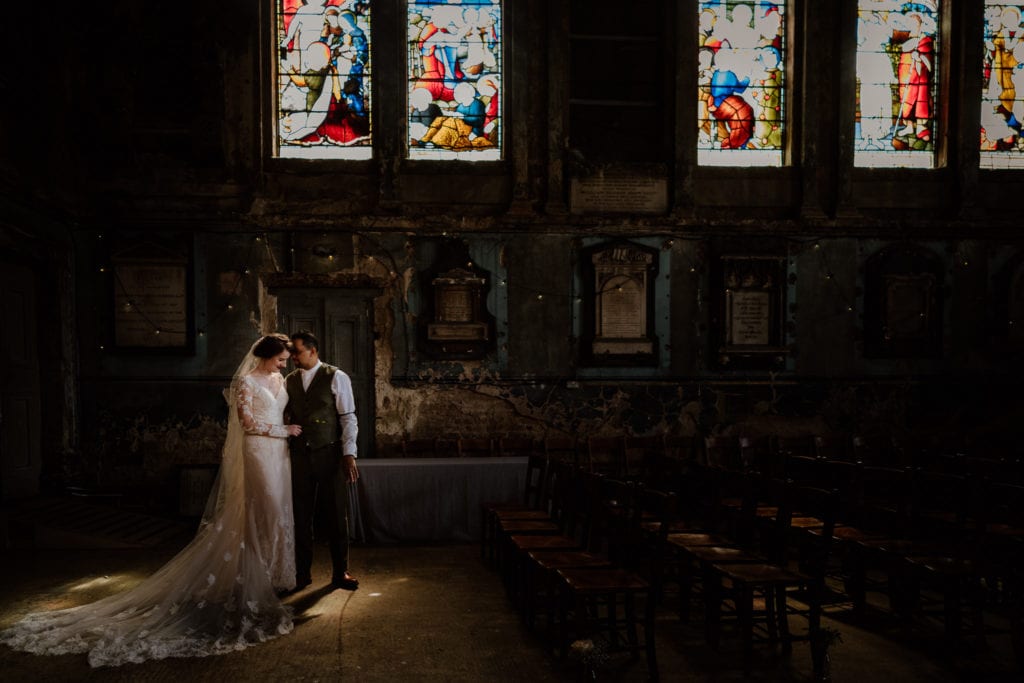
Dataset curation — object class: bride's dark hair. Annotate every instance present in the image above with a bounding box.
[252,333,292,359]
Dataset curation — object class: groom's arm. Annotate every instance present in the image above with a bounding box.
[332,370,359,483]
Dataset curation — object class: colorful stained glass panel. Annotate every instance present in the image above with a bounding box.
[408,1,502,161]
[697,1,786,167]
[854,1,940,169]
[981,2,1024,169]
[276,1,372,159]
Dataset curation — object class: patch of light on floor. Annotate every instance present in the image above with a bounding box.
[368,592,382,597]
[68,573,140,592]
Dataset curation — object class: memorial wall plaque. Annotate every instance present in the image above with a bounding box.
[570,175,668,215]
[727,290,771,345]
[716,254,787,367]
[426,267,490,356]
[113,257,190,349]
[883,274,933,340]
[589,245,655,358]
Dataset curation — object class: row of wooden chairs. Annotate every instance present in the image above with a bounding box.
[481,457,674,679]
[484,451,1024,677]
[686,455,1024,659]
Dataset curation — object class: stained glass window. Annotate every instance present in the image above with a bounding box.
[981,2,1024,169]
[275,1,372,160]
[854,1,940,169]
[408,1,502,160]
[697,1,786,167]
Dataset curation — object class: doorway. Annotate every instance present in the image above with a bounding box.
[1,261,42,500]
[271,287,377,458]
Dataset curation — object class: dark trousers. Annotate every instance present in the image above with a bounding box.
[291,443,350,582]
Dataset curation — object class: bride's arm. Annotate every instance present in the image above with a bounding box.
[237,378,291,438]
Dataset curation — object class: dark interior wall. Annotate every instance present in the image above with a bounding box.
[0,2,1022,498]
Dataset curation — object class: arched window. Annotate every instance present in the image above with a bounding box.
[854,0,940,168]
[980,2,1024,169]
[275,1,373,159]
[697,1,787,167]
[408,1,503,160]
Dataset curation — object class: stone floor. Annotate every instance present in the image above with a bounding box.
[1,534,1020,682]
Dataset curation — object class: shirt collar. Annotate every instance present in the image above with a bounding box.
[300,360,323,375]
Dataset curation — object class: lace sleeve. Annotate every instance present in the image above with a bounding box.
[237,378,290,438]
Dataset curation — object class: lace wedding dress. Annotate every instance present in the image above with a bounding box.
[0,353,297,667]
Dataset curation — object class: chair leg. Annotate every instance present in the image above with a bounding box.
[618,593,634,659]
[738,584,754,673]
[777,586,792,656]
[644,590,660,682]
[705,569,723,649]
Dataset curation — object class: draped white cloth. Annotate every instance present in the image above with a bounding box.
[0,345,297,667]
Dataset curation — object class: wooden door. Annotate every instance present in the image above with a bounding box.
[1,262,42,500]
[274,288,376,458]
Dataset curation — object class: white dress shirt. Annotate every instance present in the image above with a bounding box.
[299,360,359,457]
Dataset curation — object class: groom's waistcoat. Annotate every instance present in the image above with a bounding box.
[286,364,340,451]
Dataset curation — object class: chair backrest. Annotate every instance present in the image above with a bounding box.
[813,434,851,462]
[586,435,627,477]
[544,436,580,465]
[663,434,698,462]
[401,437,437,458]
[457,437,495,457]
[705,435,742,471]
[739,435,778,477]
[773,434,816,460]
[522,452,549,508]
[857,465,912,535]
[624,434,667,482]
[782,484,838,572]
[498,437,540,458]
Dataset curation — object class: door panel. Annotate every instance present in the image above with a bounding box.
[1,262,41,500]
[275,288,376,458]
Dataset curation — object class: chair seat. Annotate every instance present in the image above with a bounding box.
[511,534,579,551]
[500,520,560,533]
[813,525,879,541]
[668,532,731,548]
[715,561,810,584]
[690,546,763,563]
[558,567,650,592]
[494,509,551,520]
[903,554,974,575]
[529,550,612,569]
[789,516,825,529]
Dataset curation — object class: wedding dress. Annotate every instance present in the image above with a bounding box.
[0,346,297,667]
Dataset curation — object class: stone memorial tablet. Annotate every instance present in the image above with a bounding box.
[570,175,668,214]
[114,261,189,348]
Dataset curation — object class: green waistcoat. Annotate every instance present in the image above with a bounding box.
[286,364,340,451]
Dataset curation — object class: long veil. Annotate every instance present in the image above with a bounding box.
[200,343,261,528]
[0,340,293,667]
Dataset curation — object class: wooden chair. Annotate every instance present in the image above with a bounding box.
[401,437,437,458]
[813,434,851,463]
[704,484,839,679]
[585,435,627,477]
[457,437,495,457]
[543,436,580,466]
[705,435,742,471]
[480,451,549,564]
[740,435,778,478]
[497,436,540,458]
[624,434,668,483]
[555,485,676,681]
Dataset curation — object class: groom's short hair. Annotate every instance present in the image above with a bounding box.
[291,329,319,352]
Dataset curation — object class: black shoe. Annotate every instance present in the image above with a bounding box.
[331,573,359,591]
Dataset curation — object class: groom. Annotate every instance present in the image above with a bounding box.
[286,329,360,591]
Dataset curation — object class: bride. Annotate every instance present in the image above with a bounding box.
[0,334,302,667]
